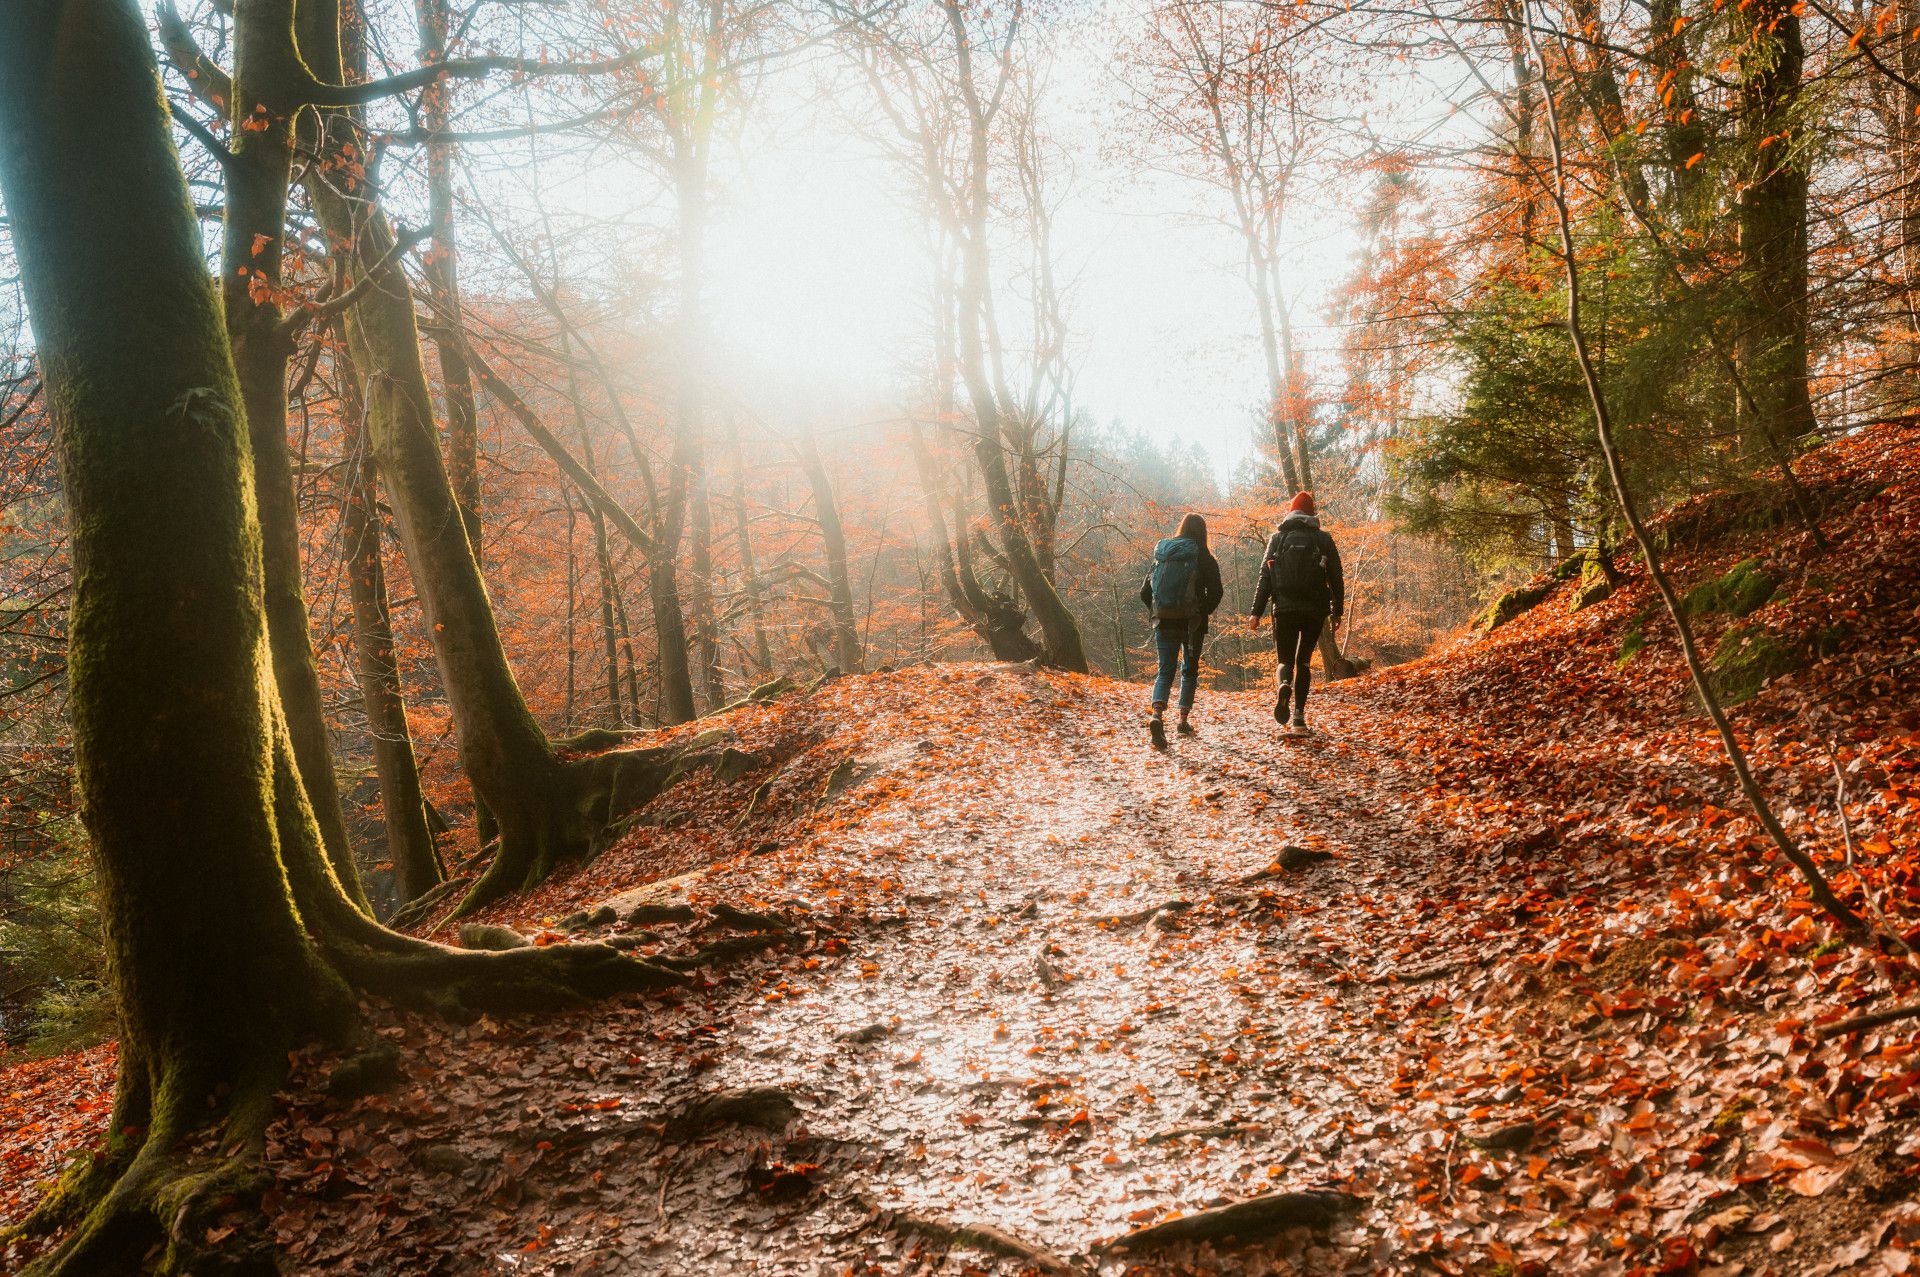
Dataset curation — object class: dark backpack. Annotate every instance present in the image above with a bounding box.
[1149,537,1202,620]
[1267,528,1325,599]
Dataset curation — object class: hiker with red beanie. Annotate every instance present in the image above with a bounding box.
[1249,492,1345,733]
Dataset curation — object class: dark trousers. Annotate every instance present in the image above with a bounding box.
[1272,611,1325,719]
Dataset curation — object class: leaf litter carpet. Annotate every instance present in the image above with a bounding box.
[7,427,1920,1275]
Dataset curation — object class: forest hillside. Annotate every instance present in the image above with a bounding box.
[4,423,1916,1275]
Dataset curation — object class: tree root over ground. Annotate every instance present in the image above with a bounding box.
[851,1192,1083,1274]
[456,739,735,916]
[9,744,692,1277]
[1097,1189,1364,1253]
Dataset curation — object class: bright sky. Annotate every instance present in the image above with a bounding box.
[699,6,1372,481]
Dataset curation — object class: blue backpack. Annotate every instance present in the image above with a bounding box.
[1149,538,1202,620]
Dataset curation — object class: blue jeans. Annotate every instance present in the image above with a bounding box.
[1151,625,1204,712]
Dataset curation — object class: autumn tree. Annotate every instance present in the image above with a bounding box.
[158,0,714,911]
[0,5,678,1270]
[839,0,1089,672]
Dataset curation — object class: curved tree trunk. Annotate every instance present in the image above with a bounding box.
[908,422,1041,661]
[299,1,648,912]
[213,0,368,905]
[798,438,865,673]
[0,9,686,1271]
[339,350,443,907]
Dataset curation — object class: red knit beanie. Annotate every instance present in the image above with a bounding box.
[1289,491,1317,516]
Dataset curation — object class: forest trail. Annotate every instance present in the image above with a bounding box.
[8,425,1920,1275]
[424,665,1450,1275]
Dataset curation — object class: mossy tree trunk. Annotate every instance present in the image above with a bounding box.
[0,7,684,1269]
[302,2,688,911]
[339,348,443,906]
[0,6,356,1266]
[1735,0,1818,463]
[163,0,370,905]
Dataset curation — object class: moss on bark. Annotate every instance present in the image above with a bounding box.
[0,8,685,1270]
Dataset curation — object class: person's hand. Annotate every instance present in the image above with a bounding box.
[1247,615,1262,632]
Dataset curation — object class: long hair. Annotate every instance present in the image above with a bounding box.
[1175,512,1208,551]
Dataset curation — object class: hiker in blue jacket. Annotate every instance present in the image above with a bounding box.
[1140,513,1224,748]
[1249,492,1345,733]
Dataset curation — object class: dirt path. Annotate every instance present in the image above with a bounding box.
[232,666,1496,1276]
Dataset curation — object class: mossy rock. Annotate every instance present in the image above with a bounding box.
[1707,623,1798,705]
[747,675,798,704]
[1570,566,1613,613]
[1680,558,1776,620]
[1616,621,1647,667]
[326,1044,403,1099]
[1814,622,1852,658]
[713,747,768,784]
[1480,581,1554,632]
[1551,551,1590,582]
[458,923,530,951]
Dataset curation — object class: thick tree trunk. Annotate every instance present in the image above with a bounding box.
[1648,0,1707,219]
[688,459,727,706]
[642,152,711,727]
[340,357,443,906]
[219,0,367,905]
[300,4,636,912]
[798,439,865,673]
[1897,0,1920,364]
[0,10,685,1269]
[1736,0,1818,462]
[0,10,356,1266]
[941,0,1087,672]
[908,423,1041,661]
[725,415,776,675]
[587,504,626,725]
[955,281,1085,669]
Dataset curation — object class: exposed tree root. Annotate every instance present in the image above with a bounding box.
[384,874,471,931]
[711,901,795,931]
[21,732,712,1274]
[671,1086,801,1135]
[1083,899,1191,928]
[1816,1000,1920,1039]
[1098,1189,1363,1252]
[1466,1120,1537,1151]
[1240,846,1336,882]
[455,743,703,916]
[852,1191,1082,1274]
[1144,1119,1262,1145]
[16,1039,327,1277]
[656,931,799,971]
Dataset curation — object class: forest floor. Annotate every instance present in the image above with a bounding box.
[5,425,1920,1276]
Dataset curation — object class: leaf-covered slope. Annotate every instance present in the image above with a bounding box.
[4,426,1919,1275]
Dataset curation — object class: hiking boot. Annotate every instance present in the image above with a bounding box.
[1149,718,1168,750]
[1176,719,1197,737]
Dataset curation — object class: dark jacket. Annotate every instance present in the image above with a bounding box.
[1250,514,1345,620]
[1140,541,1224,635]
